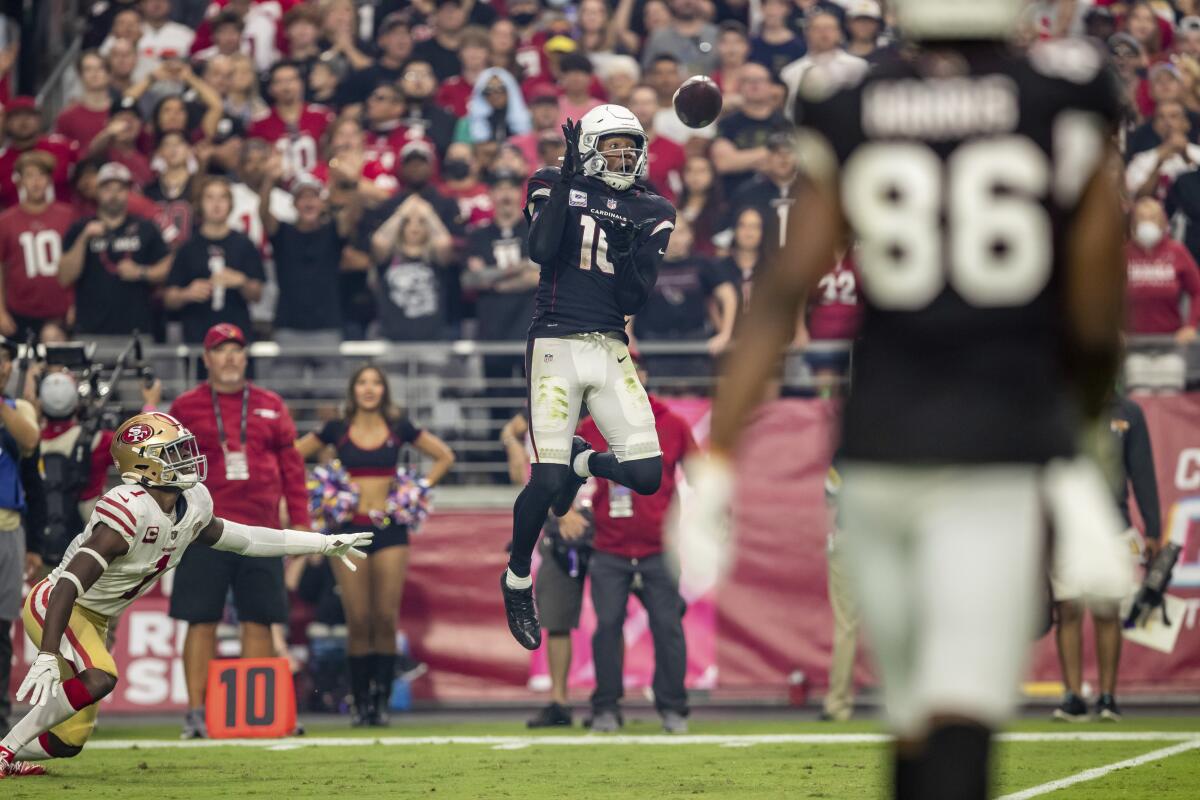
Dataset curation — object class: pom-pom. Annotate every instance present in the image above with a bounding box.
[369,469,434,531]
[307,460,360,533]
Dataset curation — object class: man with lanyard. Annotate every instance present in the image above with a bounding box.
[166,324,310,739]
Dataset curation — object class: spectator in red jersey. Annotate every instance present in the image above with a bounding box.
[802,247,863,398]
[249,61,336,181]
[361,82,409,176]
[677,155,727,258]
[398,58,457,159]
[1125,197,1200,392]
[168,322,311,739]
[457,68,532,145]
[143,131,199,250]
[413,0,469,82]
[60,162,172,345]
[581,354,695,734]
[105,38,140,96]
[628,84,686,203]
[335,13,413,111]
[508,0,549,79]
[0,97,80,208]
[556,53,604,126]
[55,51,116,152]
[315,115,399,208]
[165,176,265,344]
[435,27,491,118]
[0,152,78,339]
[88,96,155,186]
[189,10,246,70]
[440,142,494,228]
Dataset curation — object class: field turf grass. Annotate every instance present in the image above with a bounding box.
[4,716,1198,799]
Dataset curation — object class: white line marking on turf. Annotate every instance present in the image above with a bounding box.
[996,738,1200,800]
[84,732,1200,751]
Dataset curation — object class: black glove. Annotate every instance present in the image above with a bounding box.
[603,218,654,260]
[560,118,583,182]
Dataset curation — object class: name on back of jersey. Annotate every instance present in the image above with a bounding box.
[863,75,1019,140]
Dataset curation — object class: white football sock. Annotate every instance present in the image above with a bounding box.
[573,450,595,479]
[1,690,78,754]
[505,568,533,590]
[15,737,52,761]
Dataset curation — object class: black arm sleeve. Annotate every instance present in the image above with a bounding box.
[1124,402,1162,542]
[21,448,46,558]
[527,181,571,267]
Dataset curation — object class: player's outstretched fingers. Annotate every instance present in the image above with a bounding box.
[339,547,368,572]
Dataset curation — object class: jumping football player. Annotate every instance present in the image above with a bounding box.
[684,2,1130,798]
[0,412,372,778]
[500,106,676,650]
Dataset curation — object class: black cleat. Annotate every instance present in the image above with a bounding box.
[501,571,542,650]
[1052,692,1091,722]
[1096,694,1122,722]
[551,437,590,516]
[527,703,573,728]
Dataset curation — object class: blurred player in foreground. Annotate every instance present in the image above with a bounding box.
[0,413,372,778]
[680,1,1132,797]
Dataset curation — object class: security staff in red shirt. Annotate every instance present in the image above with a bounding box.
[579,354,696,735]
[167,323,310,738]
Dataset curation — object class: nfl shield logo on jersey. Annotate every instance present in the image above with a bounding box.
[606,198,617,210]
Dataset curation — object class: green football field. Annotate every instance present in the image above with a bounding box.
[4,716,1199,799]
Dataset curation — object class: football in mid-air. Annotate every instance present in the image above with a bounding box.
[673,76,723,129]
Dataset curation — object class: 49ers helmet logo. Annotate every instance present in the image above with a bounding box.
[121,423,154,444]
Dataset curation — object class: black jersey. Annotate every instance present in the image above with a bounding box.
[794,40,1122,464]
[524,167,675,341]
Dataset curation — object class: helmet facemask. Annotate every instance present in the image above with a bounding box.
[144,432,208,489]
[582,132,647,191]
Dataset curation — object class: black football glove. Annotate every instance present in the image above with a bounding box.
[560,118,583,182]
[603,218,654,261]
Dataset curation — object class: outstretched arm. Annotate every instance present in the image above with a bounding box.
[197,517,373,571]
[527,120,584,266]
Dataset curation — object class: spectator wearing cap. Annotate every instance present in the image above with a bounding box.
[1127,101,1200,200]
[249,61,337,181]
[781,10,866,116]
[458,68,532,145]
[440,142,494,228]
[1109,32,1154,121]
[189,11,246,70]
[369,190,455,341]
[88,96,154,186]
[137,0,196,76]
[413,0,469,82]
[556,54,604,126]
[165,176,265,344]
[726,132,798,249]
[0,152,79,340]
[713,21,751,98]
[583,355,696,734]
[0,333,41,737]
[435,26,492,118]
[68,154,162,221]
[640,0,719,76]
[259,153,361,356]
[510,87,565,169]
[143,131,199,250]
[0,98,81,208]
[59,162,172,343]
[647,54,717,150]
[1127,66,1200,157]
[845,1,887,60]
[168,322,310,739]
[751,0,807,75]
[465,169,539,413]
[712,62,792,198]
[629,84,687,203]
[335,13,413,111]
[399,58,457,159]
[55,50,117,152]
[207,113,247,179]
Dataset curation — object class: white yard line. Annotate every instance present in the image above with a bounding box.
[84,731,1200,751]
[997,738,1200,799]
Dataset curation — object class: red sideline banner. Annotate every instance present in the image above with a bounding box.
[9,397,1200,711]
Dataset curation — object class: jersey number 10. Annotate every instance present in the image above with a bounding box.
[579,214,616,275]
[844,134,1082,310]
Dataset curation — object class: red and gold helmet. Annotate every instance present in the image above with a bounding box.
[111,412,208,489]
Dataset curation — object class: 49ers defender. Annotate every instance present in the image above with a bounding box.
[0,413,372,778]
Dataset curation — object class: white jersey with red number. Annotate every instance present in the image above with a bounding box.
[248,104,335,180]
[48,483,215,618]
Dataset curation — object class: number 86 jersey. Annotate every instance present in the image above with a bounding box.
[793,40,1122,464]
[47,484,215,618]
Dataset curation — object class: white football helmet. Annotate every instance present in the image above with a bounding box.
[893,0,1023,41]
[577,104,648,192]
